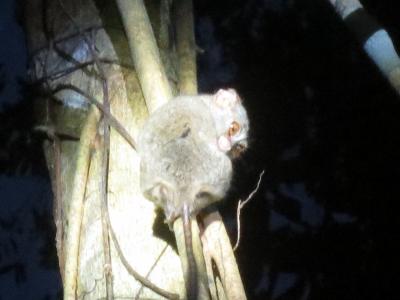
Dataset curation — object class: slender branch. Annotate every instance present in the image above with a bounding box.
[115,0,173,112]
[28,25,104,61]
[174,0,197,94]
[53,132,64,278]
[135,244,169,299]
[99,80,114,300]
[201,211,247,300]
[32,59,134,85]
[50,84,136,150]
[63,109,100,300]
[106,210,179,300]
[58,3,117,296]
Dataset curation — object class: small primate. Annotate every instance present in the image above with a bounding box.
[137,88,249,299]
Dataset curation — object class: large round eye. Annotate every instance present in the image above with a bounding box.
[228,121,240,136]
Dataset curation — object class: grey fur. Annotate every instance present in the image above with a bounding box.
[137,89,249,299]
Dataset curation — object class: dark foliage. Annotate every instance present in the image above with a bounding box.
[195,0,400,299]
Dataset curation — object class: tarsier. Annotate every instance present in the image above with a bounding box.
[137,88,249,299]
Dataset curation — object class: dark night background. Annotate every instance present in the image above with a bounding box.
[1,0,400,299]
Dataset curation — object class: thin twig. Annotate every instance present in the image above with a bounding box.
[135,244,169,300]
[63,109,99,299]
[58,2,114,298]
[53,132,64,278]
[32,59,133,85]
[28,25,104,61]
[234,170,265,251]
[106,211,179,300]
[34,125,79,141]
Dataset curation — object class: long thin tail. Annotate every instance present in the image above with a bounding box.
[182,204,198,300]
